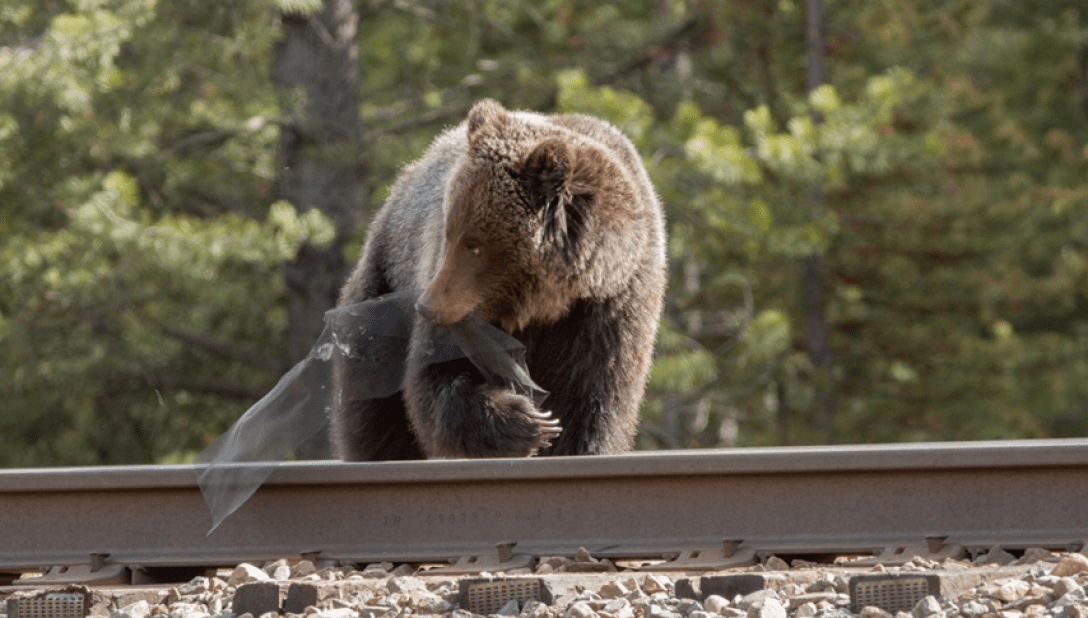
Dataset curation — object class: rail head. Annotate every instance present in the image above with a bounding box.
[2,439,1087,492]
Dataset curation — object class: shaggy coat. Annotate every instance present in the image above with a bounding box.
[331,99,666,460]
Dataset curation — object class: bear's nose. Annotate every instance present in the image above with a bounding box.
[414,299,438,322]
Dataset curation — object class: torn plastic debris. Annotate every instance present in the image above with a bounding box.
[196,289,546,533]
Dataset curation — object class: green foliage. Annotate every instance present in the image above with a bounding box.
[2,0,1087,464]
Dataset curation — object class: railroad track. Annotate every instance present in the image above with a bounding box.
[2,439,1087,587]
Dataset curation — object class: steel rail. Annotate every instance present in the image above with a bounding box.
[2,439,1087,574]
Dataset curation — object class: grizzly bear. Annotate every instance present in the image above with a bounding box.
[330,99,666,460]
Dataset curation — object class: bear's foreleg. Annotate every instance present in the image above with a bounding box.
[404,352,562,459]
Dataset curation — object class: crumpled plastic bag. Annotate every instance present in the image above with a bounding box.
[196,289,546,533]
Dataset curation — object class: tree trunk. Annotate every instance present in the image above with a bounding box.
[803,0,836,442]
[273,0,365,458]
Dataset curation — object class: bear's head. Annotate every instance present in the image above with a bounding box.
[416,99,643,333]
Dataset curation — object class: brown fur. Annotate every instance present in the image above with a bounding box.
[331,99,666,460]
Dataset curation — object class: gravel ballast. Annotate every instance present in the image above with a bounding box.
[3,550,1087,618]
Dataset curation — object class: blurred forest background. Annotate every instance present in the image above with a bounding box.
[2,0,1087,466]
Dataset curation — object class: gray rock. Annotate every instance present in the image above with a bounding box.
[793,602,817,618]
[290,560,317,578]
[1054,587,1088,610]
[1054,577,1084,599]
[363,562,395,576]
[1052,554,1088,577]
[763,557,789,572]
[675,599,703,616]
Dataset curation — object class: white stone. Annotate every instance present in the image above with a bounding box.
[750,598,786,618]
[996,580,1030,602]
[959,601,989,618]
[228,563,270,586]
[703,596,730,615]
[262,559,288,575]
[566,601,598,618]
[409,590,452,613]
[737,590,780,611]
[645,604,681,618]
[599,581,630,600]
[112,600,151,618]
[601,598,634,618]
[388,576,426,593]
[911,595,941,618]
[525,600,552,618]
[312,609,360,618]
[642,575,673,595]
[271,565,291,580]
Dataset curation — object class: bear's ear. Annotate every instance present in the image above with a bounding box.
[519,139,591,251]
[466,99,506,139]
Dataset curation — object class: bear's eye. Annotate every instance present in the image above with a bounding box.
[465,243,481,257]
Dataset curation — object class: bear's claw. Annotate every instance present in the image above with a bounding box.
[530,409,563,455]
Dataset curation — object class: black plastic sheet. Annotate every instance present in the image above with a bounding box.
[196,290,545,533]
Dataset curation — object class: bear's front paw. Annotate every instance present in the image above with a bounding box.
[482,390,563,457]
